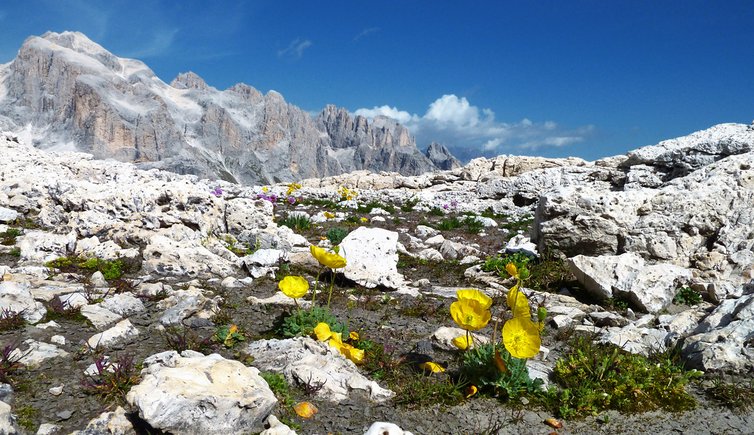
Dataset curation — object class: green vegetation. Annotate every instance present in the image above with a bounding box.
[279,214,312,232]
[482,252,531,277]
[278,306,348,338]
[429,207,446,216]
[673,286,703,305]
[9,247,20,257]
[261,372,295,407]
[400,197,420,212]
[213,324,246,348]
[42,296,89,324]
[0,342,24,384]
[545,336,701,418]
[15,405,39,431]
[223,235,254,257]
[10,217,39,229]
[460,343,544,400]
[45,255,128,280]
[0,227,21,245]
[706,377,754,410]
[357,200,395,214]
[326,227,349,245]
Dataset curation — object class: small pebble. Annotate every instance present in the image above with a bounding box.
[49,385,64,396]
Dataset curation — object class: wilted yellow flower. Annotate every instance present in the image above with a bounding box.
[465,385,478,398]
[450,299,491,331]
[349,331,360,341]
[293,401,318,418]
[456,289,492,310]
[493,349,508,374]
[313,322,333,342]
[502,316,541,359]
[419,361,445,373]
[452,334,473,350]
[507,285,531,319]
[324,211,336,219]
[278,276,309,299]
[342,343,365,364]
[310,245,347,269]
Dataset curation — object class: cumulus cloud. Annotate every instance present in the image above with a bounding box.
[277,38,312,60]
[354,94,594,161]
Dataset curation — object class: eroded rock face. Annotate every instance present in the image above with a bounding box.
[127,351,277,434]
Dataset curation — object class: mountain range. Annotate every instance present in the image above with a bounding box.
[0,31,460,184]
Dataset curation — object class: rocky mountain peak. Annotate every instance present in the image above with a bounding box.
[170,71,210,91]
[425,142,462,170]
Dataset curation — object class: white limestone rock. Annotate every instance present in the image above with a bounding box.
[340,227,404,289]
[260,415,297,435]
[81,304,122,329]
[143,225,238,278]
[364,422,414,435]
[99,293,145,317]
[504,234,538,257]
[245,337,394,403]
[157,286,222,326]
[568,253,691,313]
[10,339,69,367]
[430,327,490,351]
[17,230,77,264]
[126,351,276,434]
[87,319,139,350]
[0,401,19,435]
[0,280,46,324]
[68,406,136,435]
[598,323,669,356]
[0,206,18,223]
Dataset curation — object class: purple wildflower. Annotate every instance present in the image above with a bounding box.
[211,186,223,197]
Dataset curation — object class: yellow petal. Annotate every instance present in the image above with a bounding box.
[313,322,332,342]
[502,316,541,359]
[310,245,347,269]
[278,275,309,299]
[324,211,335,219]
[293,401,318,418]
[228,324,238,334]
[507,286,532,319]
[455,288,492,310]
[452,335,472,350]
[349,331,360,341]
[465,385,478,398]
[343,344,365,364]
[450,299,491,331]
[419,361,445,373]
[505,263,518,278]
[327,337,344,352]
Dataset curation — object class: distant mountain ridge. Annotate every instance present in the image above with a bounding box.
[0,31,459,184]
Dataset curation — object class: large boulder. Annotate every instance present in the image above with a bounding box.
[340,227,404,289]
[127,351,277,434]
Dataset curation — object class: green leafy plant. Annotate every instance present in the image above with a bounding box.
[462,215,484,234]
[673,286,703,305]
[15,405,39,432]
[8,247,20,257]
[400,197,420,212]
[326,227,349,245]
[223,235,253,257]
[278,306,347,338]
[483,252,531,278]
[0,227,22,245]
[429,207,445,216]
[213,324,246,348]
[279,214,312,232]
[45,256,126,280]
[546,336,701,418]
[460,342,544,400]
[261,372,295,407]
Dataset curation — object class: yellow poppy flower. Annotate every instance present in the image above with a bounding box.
[450,299,491,331]
[502,316,541,359]
[262,186,269,193]
[278,276,309,299]
[342,343,365,364]
[349,331,360,341]
[452,334,473,350]
[506,263,518,278]
[507,285,531,319]
[310,245,347,269]
[293,401,318,418]
[323,211,336,219]
[360,217,368,223]
[456,288,492,310]
[419,361,445,373]
[286,182,302,196]
[313,322,333,342]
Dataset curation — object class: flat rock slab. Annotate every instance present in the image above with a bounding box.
[0,280,46,324]
[246,337,394,403]
[127,351,276,434]
[87,319,139,349]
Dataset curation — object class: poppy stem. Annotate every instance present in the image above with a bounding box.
[466,330,471,350]
[326,269,336,309]
[294,298,301,315]
[312,270,321,306]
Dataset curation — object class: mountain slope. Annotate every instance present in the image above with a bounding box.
[0,31,443,184]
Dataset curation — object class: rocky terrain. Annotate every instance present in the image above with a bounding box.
[0,122,753,434]
[0,31,457,185]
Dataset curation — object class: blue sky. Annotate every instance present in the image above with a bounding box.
[1,1,753,161]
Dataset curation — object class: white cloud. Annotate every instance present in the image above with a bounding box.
[277,38,312,60]
[354,105,417,125]
[354,94,594,160]
[353,27,379,42]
